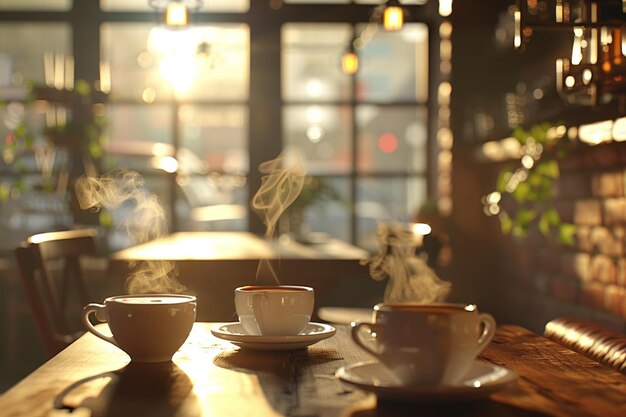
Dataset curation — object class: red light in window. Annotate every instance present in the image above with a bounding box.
[378,133,398,153]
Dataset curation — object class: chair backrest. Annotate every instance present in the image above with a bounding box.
[14,229,98,358]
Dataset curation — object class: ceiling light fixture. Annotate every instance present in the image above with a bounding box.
[383,0,405,31]
[149,0,203,28]
[513,0,626,107]
[341,37,359,75]
[371,0,407,31]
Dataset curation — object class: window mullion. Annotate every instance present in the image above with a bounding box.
[248,3,283,236]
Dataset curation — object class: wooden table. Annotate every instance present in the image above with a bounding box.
[111,232,370,261]
[2,323,626,417]
[108,232,384,321]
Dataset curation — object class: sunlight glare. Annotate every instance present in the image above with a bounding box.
[152,156,179,173]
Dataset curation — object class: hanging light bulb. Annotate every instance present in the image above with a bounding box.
[342,37,359,75]
[383,0,404,31]
[165,0,188,27]
[148,0,204,28]
[342,51,359,75]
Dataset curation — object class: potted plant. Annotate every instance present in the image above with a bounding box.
[282,176,341,243]
[1,80,109,228]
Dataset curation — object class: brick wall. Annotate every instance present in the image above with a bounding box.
[489,142,626,333]
[446,0,626,335]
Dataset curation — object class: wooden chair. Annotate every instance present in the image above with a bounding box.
[14,229,99,358]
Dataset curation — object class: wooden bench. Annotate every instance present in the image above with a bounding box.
[544,317,626,374]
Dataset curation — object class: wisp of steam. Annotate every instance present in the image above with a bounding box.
[251,150,306,282]
[75,169,186,294]
[361,222,451,303]
[252,149,306,240]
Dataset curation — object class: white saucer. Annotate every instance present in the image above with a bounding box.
[336,361,518,403]
[211,322,336,350]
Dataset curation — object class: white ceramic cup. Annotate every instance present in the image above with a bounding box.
[234,285,314,336]
[351,303,496,386]
[82,294,196,363]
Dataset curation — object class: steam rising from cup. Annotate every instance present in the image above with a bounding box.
[251,150,306,282]
[75,170,186,294]
[252,150,306,241]
[361,223,451,303]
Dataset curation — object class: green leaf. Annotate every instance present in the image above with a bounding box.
[512,127,527,145]
[512,223,528,237]
[89,141,103,159]
[530,124,548,143]
[75,79,91,96]
[0,183,9,202]
[538,208,559,237]
[496,167,513,193]
[499,212,513,234]
[544,208,560,225]
[16,160,26,173]
[538,211,550,236]
[99,211,114,229]
[558,223,577,246]
[536,180,554,201]
[14,179,25,192]
[527,172,542,187]
[525,188,541,202]
[42,180,54,193]
[514,208,536,227]
[535,160,559,179]
[512,182,530,202]
[24,135,33,149]
[14,123,27,137]
[94,115,107,127]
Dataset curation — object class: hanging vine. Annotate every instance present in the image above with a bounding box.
[482,122,577,245]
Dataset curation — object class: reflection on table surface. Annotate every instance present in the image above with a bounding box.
[318,307,374,324]
[2,323,626,417]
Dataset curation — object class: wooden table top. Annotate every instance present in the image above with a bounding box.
[111,232,370,261]
[105,233,381,322]
[2,323,626,417]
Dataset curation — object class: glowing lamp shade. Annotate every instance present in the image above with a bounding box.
[383,6,404,31]
[165,1,188,27]
[341,51,359,75]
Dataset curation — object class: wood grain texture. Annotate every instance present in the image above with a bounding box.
[480,325,626,417]
[1,324,625,417]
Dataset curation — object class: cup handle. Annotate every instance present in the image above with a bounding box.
[351,322,380,356]
[82,303,119,348]
[476,312,496,353]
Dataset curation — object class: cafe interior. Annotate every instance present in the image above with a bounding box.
[1,0,626,415]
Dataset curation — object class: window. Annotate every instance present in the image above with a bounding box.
[0,23,73,232]
[0,0,70,11]
[0,1,439,249]
[100,0,249,12]
[281,21,430,248]
[100,22,250,232]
